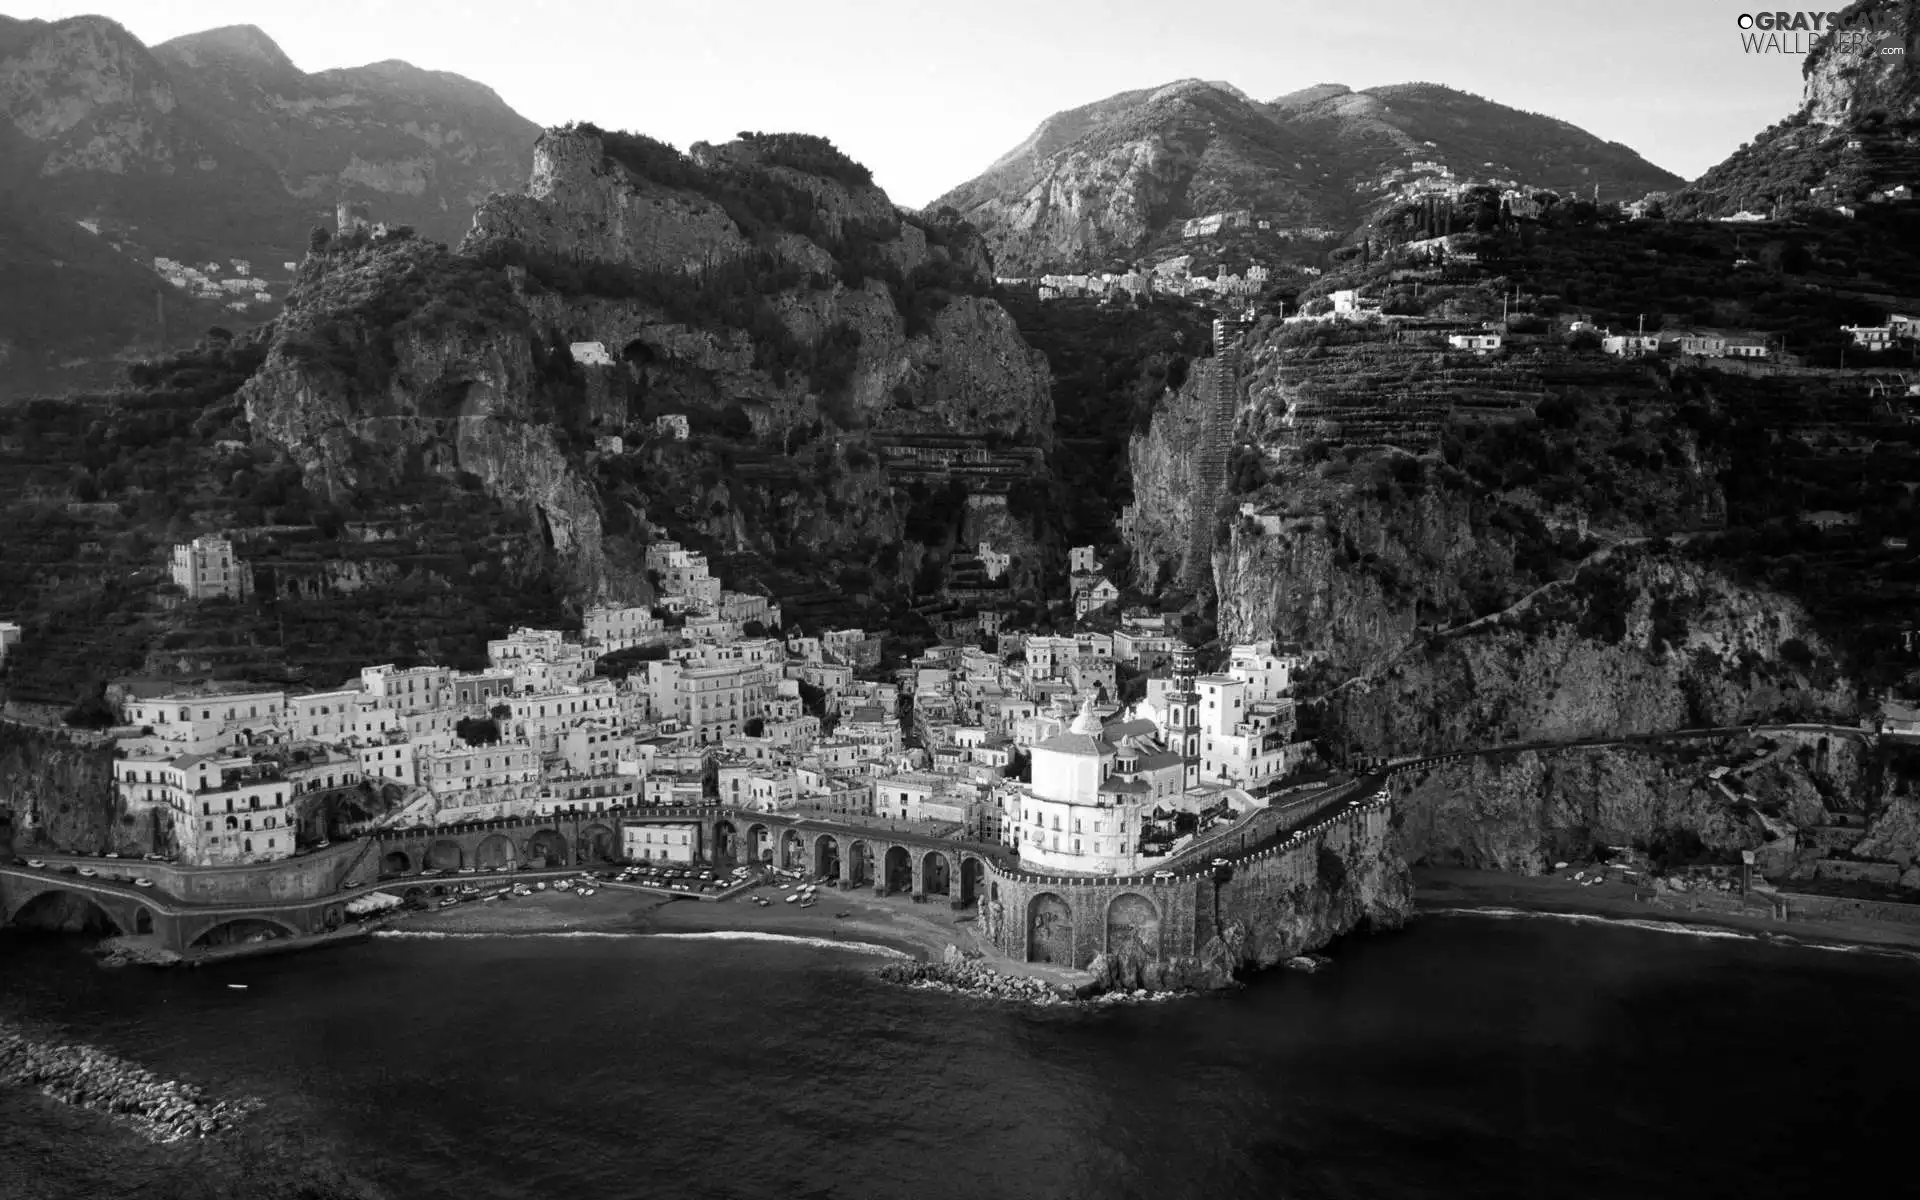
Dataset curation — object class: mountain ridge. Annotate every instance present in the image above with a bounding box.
[0,14,541,397]
[931,77,1684,275]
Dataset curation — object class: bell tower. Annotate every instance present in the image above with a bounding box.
[1166,643,1201,788]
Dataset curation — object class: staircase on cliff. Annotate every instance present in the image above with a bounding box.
[1185,320,1246,589]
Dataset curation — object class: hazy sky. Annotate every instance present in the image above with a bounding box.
[12,0,1816,207]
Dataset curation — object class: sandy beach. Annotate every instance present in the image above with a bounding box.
[386,877,994,964]
[1416,866,1920,955]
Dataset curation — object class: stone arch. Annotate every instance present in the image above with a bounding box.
[9,889,124,936]
[921,850,952,896]
[1027,892,1073,965]
[959,856,986,906]
[714,820,738,866]
[1105,892,1163,961]
[525,829,569,869]
[135,907,154,936]
[474,834,516,872]
[813,834,840,881]
[190,917,296,949]
[882,846,913,894]
[581,823,616,863]
[746,824,771,864]
[426,840,464,871]
[381,849,413,876]
[322,904,344,931]
[779,828,806,870]
[844,840,871,887]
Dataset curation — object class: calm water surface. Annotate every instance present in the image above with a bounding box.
[3,915,1916,1200]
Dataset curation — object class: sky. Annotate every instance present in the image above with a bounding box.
[10,0,1822,208]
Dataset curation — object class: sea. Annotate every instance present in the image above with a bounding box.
[3,912,1918,1200]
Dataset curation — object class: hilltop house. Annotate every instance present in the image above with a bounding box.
[1447,333,1502,354]
[1843,324,1895,350]
[171,535,251,601]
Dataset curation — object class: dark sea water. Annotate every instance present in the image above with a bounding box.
[4,914,1919,1200]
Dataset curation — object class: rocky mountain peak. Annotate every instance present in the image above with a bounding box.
[151,23,298,76]
[1802,0,1918,126]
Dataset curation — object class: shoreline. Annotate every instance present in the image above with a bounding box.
[1415,867,1920,959]
[384,880,987,965]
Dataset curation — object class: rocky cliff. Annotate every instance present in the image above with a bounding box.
[224,125,1054,613]
[0,725,126,857]
[1681,0,1918,215]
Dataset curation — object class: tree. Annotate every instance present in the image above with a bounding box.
[456,717,501,746]
[743,717,766,737]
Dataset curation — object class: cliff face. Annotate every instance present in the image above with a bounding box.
[1804,0,1919,127]
[1120,363,1206,588]
[0,726,129,857]
[1389,731,1920,891]
[236,125,1052,606]
[237,239,611,594]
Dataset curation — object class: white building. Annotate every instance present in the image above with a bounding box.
[116,751,295,866]
[584,604,666,653]
[1013,697,1141,874]
[624,822,698,862]
[170,535,250,601]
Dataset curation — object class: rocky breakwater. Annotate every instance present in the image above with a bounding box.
[879,945,1183,1006]
[0,1020,258,1143]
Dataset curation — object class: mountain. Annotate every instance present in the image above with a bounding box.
[1676,0,1918,217]
[0,125,1055,707]
[0,15,539,397]
[930,78,1684,275]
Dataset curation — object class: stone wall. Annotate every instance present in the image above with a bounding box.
[978,800,1410,988]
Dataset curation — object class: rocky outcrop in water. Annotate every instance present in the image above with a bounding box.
[0,1021,257,1143]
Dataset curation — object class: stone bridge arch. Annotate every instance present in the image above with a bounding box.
[714,820,738,866]
[958,856,985,906]
[581,823,616,863]
[426,840,465,871]
[8,887,126,936]
[380,848,414,876]
[474,834,516,872]
[813,834,841,881]
[778,828,806,871]
[1027,892,1073,965]
[881,846,913,894]
[525,829,569,869]
[920,850,952,897]
[1105,892,1163,961]
[745,823,771,865]
[843,840,871,887]
[190,917,298,949]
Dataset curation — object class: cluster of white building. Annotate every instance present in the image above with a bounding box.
[149,255,275,312]
[1841,313,1920,352]
[998,258,1273,303]
[108,520,1329,880]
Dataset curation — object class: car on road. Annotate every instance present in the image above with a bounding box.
[26,859,45,869]
[1151,870,1175,882]
[1211,858,1230,868]
[133,878,154,889]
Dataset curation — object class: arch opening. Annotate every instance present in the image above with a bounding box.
[582,824,616,864]
[426,840,464,871]
[1027,892,1073,965]
[10,889,124,937]
[844,841,871,887]
[959,857,985,906]
[921,851,952,896]
[1105,893,1163,962]
[191,918,295,949]
[746,824,771,865]
[714,820,738,867]
[779,829,806,871]
[882,846,912,895]
[525,830,569,869]
[474,834,516,872]
[814,834,840,881]
[381,850,413,876]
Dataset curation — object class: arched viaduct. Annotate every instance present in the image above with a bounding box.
[369,805,720,876]
[0,866,353,954]
[715,813,995,908]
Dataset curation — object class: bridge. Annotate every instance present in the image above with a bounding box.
[0,863,357,953]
